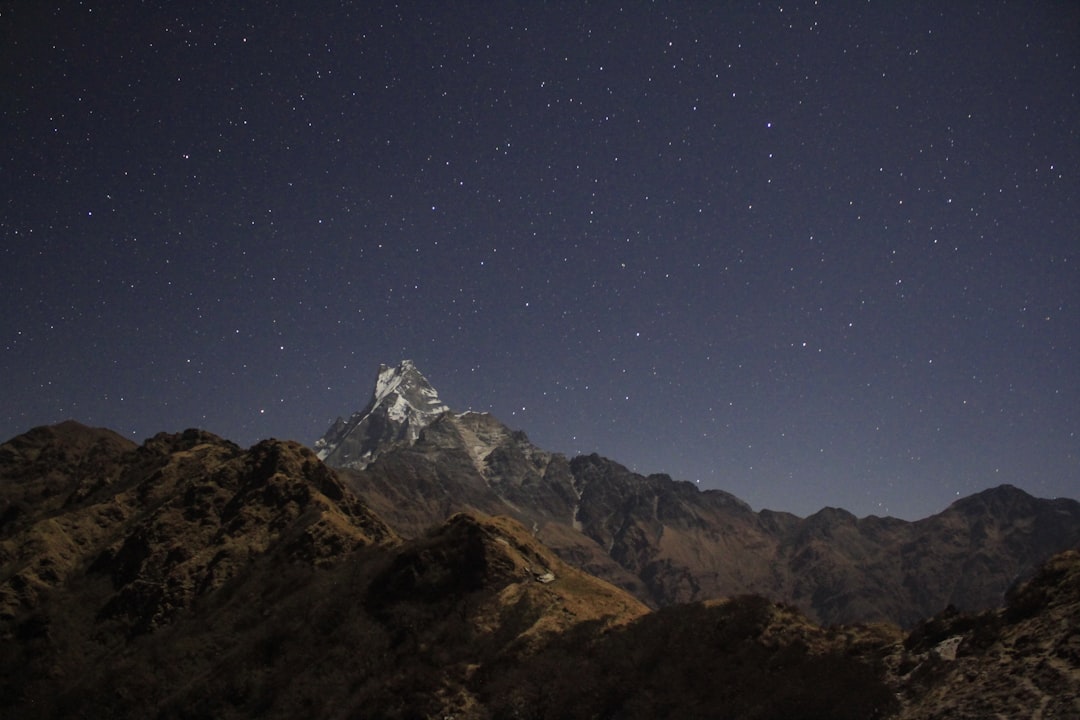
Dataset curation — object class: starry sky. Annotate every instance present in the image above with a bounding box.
[3,2,1078,520]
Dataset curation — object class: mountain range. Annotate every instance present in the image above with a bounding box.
[1,360,1077,718]
[323,361,1080,628]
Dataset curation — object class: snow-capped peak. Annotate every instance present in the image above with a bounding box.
[370,359,448,420]
[315,360,450,468]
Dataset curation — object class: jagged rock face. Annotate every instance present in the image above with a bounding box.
[315,359,449,469]
[566,453,783,606]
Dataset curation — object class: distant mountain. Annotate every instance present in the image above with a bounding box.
[2,418,1078,719]
[314,359,449,469]
[329,361,1080,627]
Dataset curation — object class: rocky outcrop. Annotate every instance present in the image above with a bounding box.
[889,549,1080,718]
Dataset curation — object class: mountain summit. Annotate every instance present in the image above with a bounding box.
[315,359,449,468]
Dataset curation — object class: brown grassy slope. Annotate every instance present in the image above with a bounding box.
[0,424,397,716]
[892,548,1080,719]
[3,508,646,720]
[476,594,902,720]
[0,422,649,718]
[3,421,1076,720]
[0,421,139,621]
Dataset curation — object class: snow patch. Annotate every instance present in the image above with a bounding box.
[386,393,411,423]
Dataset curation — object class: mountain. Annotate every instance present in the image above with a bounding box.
[2,418,1078,718]
[0,423,395,636]
[329,361,1080,627]
[0,422,647,718]
[314,359,449,469]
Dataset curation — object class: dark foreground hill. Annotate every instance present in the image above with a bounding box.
[892,548,1080,718]
[0,423,646,718]
[1,421,1078,719]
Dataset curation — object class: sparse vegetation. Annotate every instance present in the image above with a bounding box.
[2,423,1078,719]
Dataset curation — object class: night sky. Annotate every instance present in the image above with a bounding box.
[3,2,1078,519]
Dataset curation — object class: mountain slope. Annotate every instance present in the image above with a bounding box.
[2,419,1077,719]
[0,422,645,719]
[329,362,1080,626]
[890,549,1080,718]
[341,415,1080,625]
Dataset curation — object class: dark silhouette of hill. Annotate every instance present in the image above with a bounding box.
[0,423,643,718]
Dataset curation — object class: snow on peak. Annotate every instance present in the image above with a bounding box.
[315,360,450,467]
[372,360,411,408]
[372,359,448,417]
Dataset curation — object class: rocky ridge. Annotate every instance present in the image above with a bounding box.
[1,418,1077,719]
[324,363,1080,627]
[0,421,647,718]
